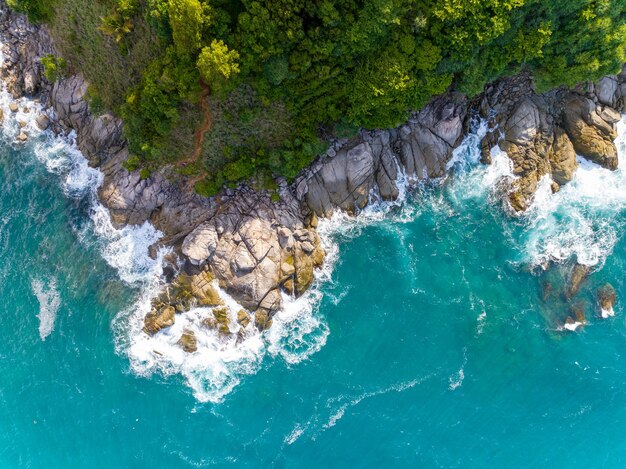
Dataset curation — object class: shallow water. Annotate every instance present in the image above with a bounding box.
[2,90,626,467]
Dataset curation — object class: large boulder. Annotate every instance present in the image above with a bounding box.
[305,142,376,217]
[561,93,619,170]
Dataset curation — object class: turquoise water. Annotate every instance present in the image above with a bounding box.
[2,98,626,468]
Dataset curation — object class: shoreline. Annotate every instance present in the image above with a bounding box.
[0,2,625,400]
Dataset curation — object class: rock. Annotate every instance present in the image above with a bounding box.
[281,261,295,277]
[17,120,26,128]
[305,142,375,216]
[541,281,553,302]
[254,308,273,331]
[561,94,619,170]
[300,241,315,254]
[563,315,584,331]
[549,128,577,186]
[597,284,617,318]
[35,113,49,130]
[550,182,560,193]
[237,309,251,328]
[565,263,591,299]
[147,271,223,324]
[212,306,231,335]
[177,271,223,307]
[16,132,27,142]
[143,305,175,335]
[182,223,218,265]
[570,302,587,324]
[595,76,619,107]
[177,330,197,353]
[9,102,18,113]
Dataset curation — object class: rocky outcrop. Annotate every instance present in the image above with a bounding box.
[480,69,626,211]
[1,3,624,339]
[181,188,324,318]
[561,93,620,170]
[299,94,467,217]
[143,305,175,336]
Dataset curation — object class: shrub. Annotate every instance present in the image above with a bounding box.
[40,54,67,82]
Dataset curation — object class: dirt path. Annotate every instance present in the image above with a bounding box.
[179,82,212,169]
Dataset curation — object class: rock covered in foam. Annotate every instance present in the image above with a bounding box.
[177,330,197,353]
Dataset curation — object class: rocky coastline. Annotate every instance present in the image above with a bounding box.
[1,4,624,344]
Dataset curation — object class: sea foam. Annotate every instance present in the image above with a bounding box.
[31,276,60,341]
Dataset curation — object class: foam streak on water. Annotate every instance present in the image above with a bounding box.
[30,276,60,341]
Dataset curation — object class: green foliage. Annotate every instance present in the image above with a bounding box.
[197,39,240,92]
[120,46,201,165]
[31,0,626,196]
[40,54,67,82]
[99,0,139,44]
[168,0,205,57]
[86,84,106,115]
[7,0,54,22]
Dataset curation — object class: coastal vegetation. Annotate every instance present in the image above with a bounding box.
[8,0,626,195]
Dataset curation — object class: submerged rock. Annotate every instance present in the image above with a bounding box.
[565,263,591,300]
[597,284,617,318]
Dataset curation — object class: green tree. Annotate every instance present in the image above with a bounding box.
[197,39,240,92]
[168,0,205,57]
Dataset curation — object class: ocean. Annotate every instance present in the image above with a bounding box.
[2,86,626,467]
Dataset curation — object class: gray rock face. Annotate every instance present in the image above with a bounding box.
[51,75,126,166]
[300,94,467,217]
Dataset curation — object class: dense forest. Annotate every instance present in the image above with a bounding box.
[8,0,626,196]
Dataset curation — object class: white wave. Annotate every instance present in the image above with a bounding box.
[476,310,487,336]
[116,281,267,403]
[284,424,305,445]
[601,307,615,319]
[448,347,468,391]
[561,321,584,332]
[446,114,626,271]
[31,277,60,341]
[320,376,427,432]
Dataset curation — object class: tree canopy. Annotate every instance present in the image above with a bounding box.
[10,0,626,195]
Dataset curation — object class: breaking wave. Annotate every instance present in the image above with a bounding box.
[9,50,626,402]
